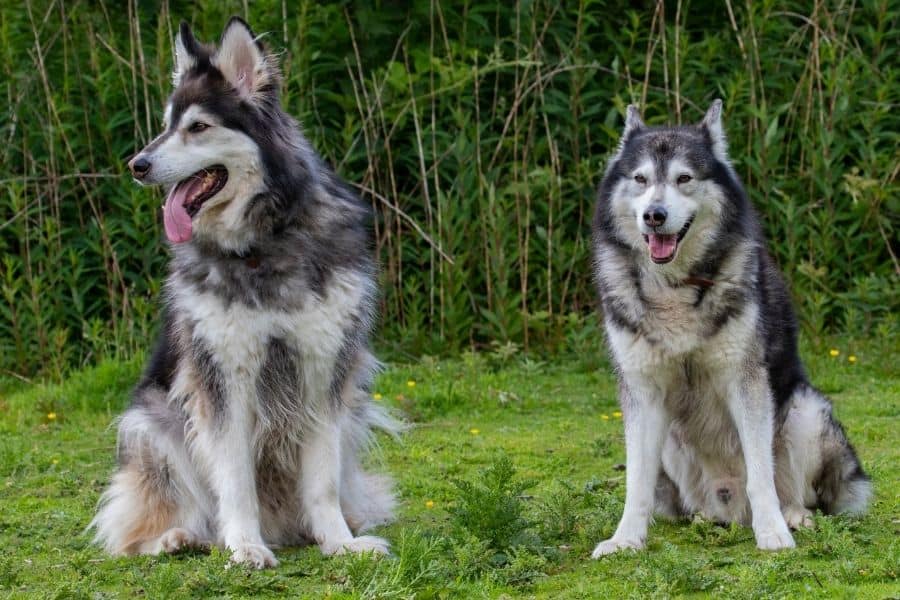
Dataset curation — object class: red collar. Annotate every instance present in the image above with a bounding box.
[683,276,715,288]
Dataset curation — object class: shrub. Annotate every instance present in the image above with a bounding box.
[2,1,896,376]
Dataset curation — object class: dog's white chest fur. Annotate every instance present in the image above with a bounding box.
[169,268,367,412]
[607,272,757,368]
[632,273,704,355]
[608,285,761,462]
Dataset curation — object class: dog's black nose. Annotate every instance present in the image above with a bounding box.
[643,205,667,227]
[129,156,151,179]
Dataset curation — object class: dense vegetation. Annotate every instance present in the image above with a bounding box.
[2,1,897,376]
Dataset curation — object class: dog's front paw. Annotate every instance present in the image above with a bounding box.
[229,542,279,569]
[321,535,390,556]
[782,505,814,529]
[591,536,644,558]
[754,526,795,551]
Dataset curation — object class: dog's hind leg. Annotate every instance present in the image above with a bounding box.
[91,459,176,555]
[142,527,210,554]
[654,469,686,520]
[658,427,701,520]
[91,404,181,555]
[775,387,824,529]
[91,400,212,556]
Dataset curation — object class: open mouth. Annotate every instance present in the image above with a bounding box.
[642,216,694,264]
[174,166,228,217]
[163,166,228,243]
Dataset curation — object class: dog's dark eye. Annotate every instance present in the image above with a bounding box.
[634,174,647,184]
[677,174,693,184]
[188,122,210,133]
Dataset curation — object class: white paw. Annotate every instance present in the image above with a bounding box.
[321,535,390,556]
[229,542,279,569]
[783,506,814,529]
[755,527,795,551]
[591,537,645,558]
[159,528,198,554]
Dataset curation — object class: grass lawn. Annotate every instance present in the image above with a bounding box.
[1,339,897,598]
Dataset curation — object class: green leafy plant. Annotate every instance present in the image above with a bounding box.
[450,454,539,561]
[2,1,896,378]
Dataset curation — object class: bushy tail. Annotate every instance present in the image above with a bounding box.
[89,465,176,555]
[341,469,397,533]
[816,446,872,516]
[791,385,872,517]
[338,399,405,533]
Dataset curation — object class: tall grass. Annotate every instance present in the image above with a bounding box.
[1,1,897,377]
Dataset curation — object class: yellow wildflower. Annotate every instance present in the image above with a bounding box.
[848,355,857,363]
[407,380,416,388]
[373,393,383,401]
[829,349,840,357]
[47,412,57,421]
[469,428,480,435]
[425,500,435,509]
[601,414,610,420]
[51,459,59,465]
[613,411,623,418]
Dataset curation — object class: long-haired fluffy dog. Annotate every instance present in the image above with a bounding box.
[90,18,398,568]
[590,100,870,556]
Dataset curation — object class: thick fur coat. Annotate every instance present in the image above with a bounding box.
[91,18,398,568]
[590,101,870,557]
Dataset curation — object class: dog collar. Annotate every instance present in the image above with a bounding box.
[683,276,715,288]
[228,250,260,269]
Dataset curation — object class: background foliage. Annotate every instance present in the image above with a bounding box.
[1,0,897,377]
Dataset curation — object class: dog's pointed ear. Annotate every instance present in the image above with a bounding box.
[610,104,644,160]
[623,105,645,138]
[700,99,729,162]
[173,21,199,86]
[215,17,273,99]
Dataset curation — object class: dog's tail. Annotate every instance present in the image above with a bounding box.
[788,384,872,517]
[365,401,406,438]
[89,391,210,555]
[339,401,404,532]
[816,445,872,516]
[812,397,872,515]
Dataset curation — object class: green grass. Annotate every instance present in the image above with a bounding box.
[0,340,897,598]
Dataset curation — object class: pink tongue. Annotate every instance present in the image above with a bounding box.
[648,233,677,260]
[163,178,202,243]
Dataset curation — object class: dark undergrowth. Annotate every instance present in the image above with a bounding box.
[1,1,897,378]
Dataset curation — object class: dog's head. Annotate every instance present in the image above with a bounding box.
[601,100,737,266]
[128,18,292,250]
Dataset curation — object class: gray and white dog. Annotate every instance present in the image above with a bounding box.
[90,18,398,568]
[590,100,870,556]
